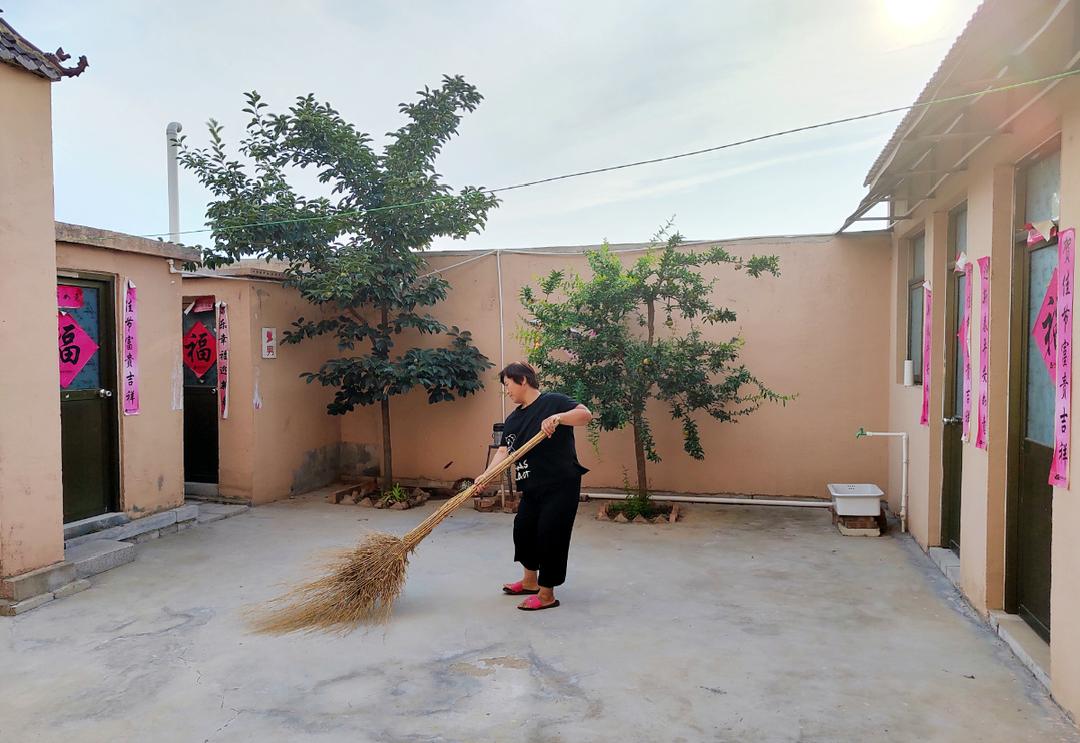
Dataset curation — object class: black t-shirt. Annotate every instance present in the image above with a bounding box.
[502,392,589,491]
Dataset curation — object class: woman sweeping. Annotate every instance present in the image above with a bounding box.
[475,362,593,611]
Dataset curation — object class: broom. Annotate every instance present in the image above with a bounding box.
[249,429,549,634]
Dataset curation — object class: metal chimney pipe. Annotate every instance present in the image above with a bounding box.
[166,121,183,243]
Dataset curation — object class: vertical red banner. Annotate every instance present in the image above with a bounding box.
[920,284,933,426]
[122,279,140,415]
[960,262,974,441]
[1050,228,1075,488]
[217,301,230,419]
[976,257,991,450]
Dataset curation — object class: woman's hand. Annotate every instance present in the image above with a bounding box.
[541,414,562,437]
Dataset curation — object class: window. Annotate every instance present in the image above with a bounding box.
[1021,149,1061,447]
[907,233,925,384]
[1024,150,1060,226]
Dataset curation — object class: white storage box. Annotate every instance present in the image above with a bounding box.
[827,483,884,516]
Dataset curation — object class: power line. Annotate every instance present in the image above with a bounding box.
[144,67,1080,240]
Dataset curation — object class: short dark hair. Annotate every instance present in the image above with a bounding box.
[499,362,539,389]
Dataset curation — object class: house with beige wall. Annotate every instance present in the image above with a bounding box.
[0,21,203,615]
[841,0,1080,721]
[179,265,356,505]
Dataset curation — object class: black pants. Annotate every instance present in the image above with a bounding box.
[513,476,581,588]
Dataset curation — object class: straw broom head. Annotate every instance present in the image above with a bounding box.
[249,430,548,635]
[248,531,410,634]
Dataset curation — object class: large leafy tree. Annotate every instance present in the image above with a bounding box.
[519,226,790,508]
[179,76,498,487]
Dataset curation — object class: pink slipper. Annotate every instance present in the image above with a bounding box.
[518,595,560,611]
[502,580,540,595]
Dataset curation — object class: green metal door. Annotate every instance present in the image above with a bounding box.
[58,278,119,522]
[1011,242,1055,641]
[941,267,965,554]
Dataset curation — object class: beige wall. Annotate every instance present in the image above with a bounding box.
[340,233,893,498]
[1051,90,1080,724]
[248,282,341,503]
[181,278,341,504]
[886,74,1080,720]
[55,242,187,517]
[0,64,64,578]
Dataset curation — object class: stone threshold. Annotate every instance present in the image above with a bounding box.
[3,501,250,617]
[923,543,1050,693]
[989,611,1051,692]
[928,547,961,590]
[64,504,199,549]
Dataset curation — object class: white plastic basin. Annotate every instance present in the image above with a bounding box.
[827,483,884,516]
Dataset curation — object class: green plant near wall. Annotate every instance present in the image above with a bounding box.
[519,223,793,513]
[380,483,409,507]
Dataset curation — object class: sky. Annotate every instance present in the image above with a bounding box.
[8,0,983,251]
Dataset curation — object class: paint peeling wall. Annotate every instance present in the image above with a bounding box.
[249,282,341,502]
[0,64,64,578]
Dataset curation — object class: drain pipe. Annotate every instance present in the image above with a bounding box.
[166,121,183,244]
[496,249,506,419]
[584,492,831,508]
[856,427,909,532]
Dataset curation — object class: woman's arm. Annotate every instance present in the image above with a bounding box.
[473,446,509,488]
[541,404,592,436]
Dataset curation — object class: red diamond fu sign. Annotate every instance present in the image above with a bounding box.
[58,312,99,388]
[183,320,217,379]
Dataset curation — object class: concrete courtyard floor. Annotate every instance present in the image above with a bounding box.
[1,492,1076,743]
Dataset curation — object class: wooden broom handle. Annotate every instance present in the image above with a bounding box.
[404,429,550,546]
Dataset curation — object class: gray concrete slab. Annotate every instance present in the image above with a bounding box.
[65,539,136,579]
[193,502,251,524]
[63,512,130,541]
[1,492,1076,742]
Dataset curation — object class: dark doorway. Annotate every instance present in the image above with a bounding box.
[183,301,219,487]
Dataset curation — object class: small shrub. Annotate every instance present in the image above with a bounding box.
[380,483,409,507]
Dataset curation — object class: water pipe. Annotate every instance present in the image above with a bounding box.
[584,492,831,508]
[856,427,909,532]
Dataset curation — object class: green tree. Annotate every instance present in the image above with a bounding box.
[178,76,498,487]
[519,225,790,511]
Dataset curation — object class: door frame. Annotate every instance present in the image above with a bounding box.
[940,206,967,553]
[182,296,220,491]
[57,271,121,519]
[1004,141,1058,630]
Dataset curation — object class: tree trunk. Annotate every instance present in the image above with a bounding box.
[381,396,393,491]
[633,298,655,499]
[632,417,648,500]
[380,301,393,490]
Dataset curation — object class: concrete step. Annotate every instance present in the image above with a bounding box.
[929,547,961,589]
[63,512,130,541]
[989,611,1051,691]
[64,539,136,579]
[194,502,250,524]
[184,482,219,498]
[65,504,198,548]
